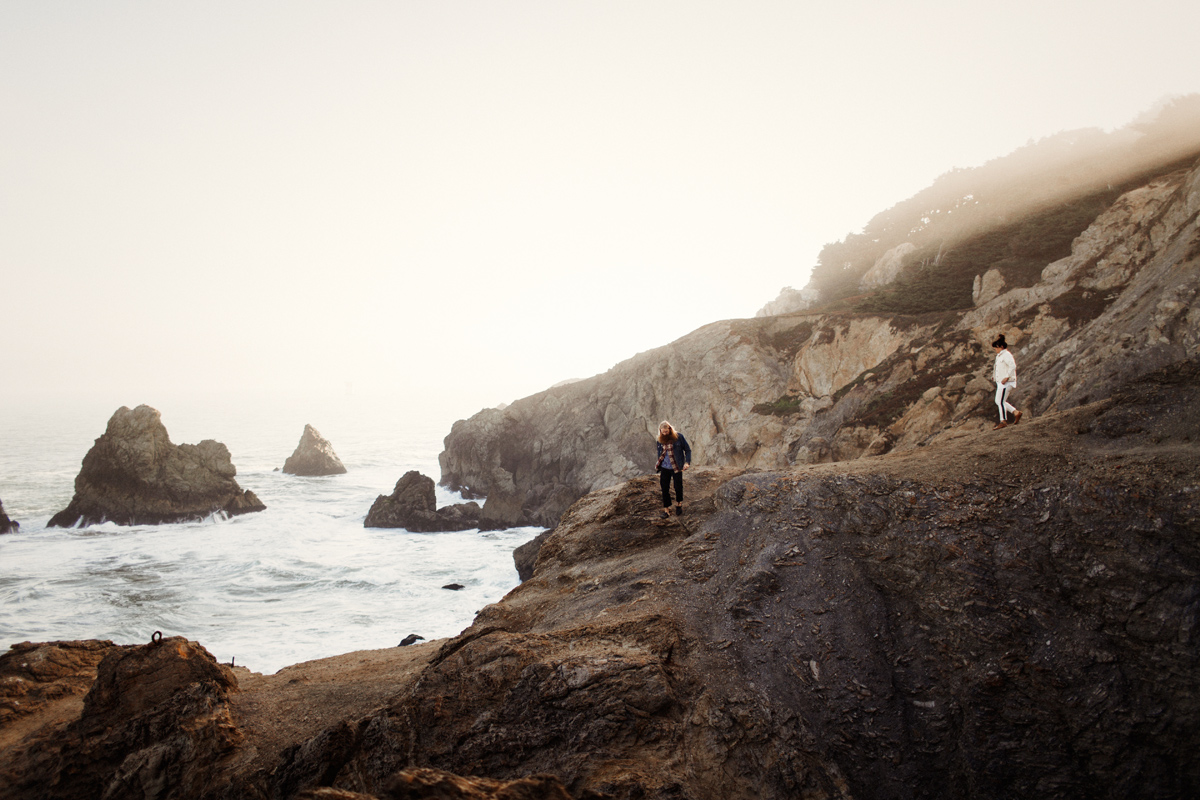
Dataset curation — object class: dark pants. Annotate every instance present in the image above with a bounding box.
[660,469,683,507]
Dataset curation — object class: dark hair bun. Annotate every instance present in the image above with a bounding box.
[992,334,1007,348]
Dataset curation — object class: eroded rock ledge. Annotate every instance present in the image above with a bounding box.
[47,405,265,527]
[4,368,1198,800]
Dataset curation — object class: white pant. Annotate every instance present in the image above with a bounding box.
[995,382,1017,421]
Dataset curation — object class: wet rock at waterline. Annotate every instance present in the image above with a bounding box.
[0,499,18,534]
[364,470,485,532]
[282,423,348,476]
[47,405,265,527]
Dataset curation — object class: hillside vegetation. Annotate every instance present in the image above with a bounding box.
[806,95,1200,314]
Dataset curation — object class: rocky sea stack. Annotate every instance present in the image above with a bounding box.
[47,405,266,527]
[0,499,18,534]
[364,470,485,532]
[282,423,348,476]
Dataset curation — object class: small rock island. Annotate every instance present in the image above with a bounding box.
[281,423,347,476]
[364,470,485,532]
[48,405,265,527]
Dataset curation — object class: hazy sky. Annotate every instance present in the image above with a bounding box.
[4,1,1199,422]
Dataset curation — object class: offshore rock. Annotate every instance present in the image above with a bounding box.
[0,498,17,533]
[365,471,484,532]
[283,424,348,476]
[47,405,265,527]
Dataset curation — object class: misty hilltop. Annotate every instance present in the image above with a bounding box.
[770,94,1200,316]
[439,96,1200,528]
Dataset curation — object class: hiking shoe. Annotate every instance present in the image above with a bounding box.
[993,421,1008,430]
[676,505,685,516]
[1013,410,1022,425]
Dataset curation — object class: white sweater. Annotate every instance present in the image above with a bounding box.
[994,348,1017,385]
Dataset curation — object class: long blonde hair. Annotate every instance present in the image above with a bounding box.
[657,420,678,444]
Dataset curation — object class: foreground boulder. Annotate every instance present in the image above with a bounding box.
[47,405,265,527]
[0,498,17,533]
[0,640,115,729]
[1,635,242,799]
[365,471,485,532]
[283,424,348,476]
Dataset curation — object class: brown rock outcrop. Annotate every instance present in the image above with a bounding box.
[296,768,575,799]
[0,498,17,534]
[283,424,349,476]
[0,639,114,729]
[47,404,265,527]
[1,635,242,800]
[365,471,485,532]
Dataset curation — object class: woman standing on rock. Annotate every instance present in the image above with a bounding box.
[655,421,691,517]
[992,334,1022,430]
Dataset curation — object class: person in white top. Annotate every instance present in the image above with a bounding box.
[992,334,1022,429]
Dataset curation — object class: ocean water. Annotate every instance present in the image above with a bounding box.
[0,393,541,674]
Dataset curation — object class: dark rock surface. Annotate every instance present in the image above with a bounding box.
[513,529,552,582]
[1,636,242,799]
[0,498,17,534]
[295,768,574,799]
[47,405,265,527]
[283,424,348,476]
[364,471,485,532]
[3,373,1199,799]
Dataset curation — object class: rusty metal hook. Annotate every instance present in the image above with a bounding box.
[150,631,163,645]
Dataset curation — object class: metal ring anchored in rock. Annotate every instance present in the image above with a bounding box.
[151,631,163,645]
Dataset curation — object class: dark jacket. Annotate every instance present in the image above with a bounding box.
[655,433,691,472]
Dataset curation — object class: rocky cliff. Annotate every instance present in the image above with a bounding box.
[48,405,265,527]
[3,370,1197,799]
[440,158,1200,528]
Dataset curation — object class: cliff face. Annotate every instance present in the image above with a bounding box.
[440,159,1200,528]
[5,372,1197,799]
